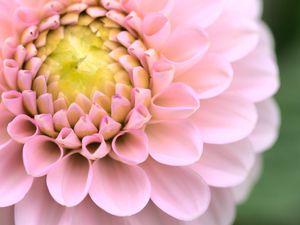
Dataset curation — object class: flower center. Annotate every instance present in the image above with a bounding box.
[41,25,114,101]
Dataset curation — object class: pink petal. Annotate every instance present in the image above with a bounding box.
[142,13,171,50]
[162,27,209,70]
[123,0,173,15]
[82,134,110,160]
[56,128,81,149]
[190,188,235,225]
[23,135,63,177]
[225,0,262,19]
[191,139,255,187]
[171,0,225,28]
[89,158,151,216]
[228,23,279,102]
[1,90,25,115]
[207,14,259,62]
[0,206,14,225]
[0,140,33,207]
[191,94,257,144]
[176,54,233,99]
[15,178,67,225]
[142,159,210,220]
[146,120,203,166]
[46,152,92,207]
[231,156,262,203]
[150,83,200,120]
[7,114,39,143]
[112,129,149,165]
[249,99,280,153]
[0,104,15,145]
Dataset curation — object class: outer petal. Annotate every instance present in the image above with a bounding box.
[207,14,259,62]
[188,188,235,225]
[191,94,257,144]
[150,83,200,120]
[0,206,14,225]
[112,129,149,165]
[231,156,262,203]
[145,120,203,166]
[176,54,233,99]
[225,0,262,19]
[0,104,15,145]
[228,24,280,102]
[249,99,280,152]
[142,159,210,221]
[191,139,255,187]
[0,140,33,207]
[46,152,93,207]
[89,158,151,216]
[15,178,67,225]
[23,135,63,177]
[170,0,225,28]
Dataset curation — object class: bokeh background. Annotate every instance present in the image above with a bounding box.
[234,0,300,224]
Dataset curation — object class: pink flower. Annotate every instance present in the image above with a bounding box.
[0,0,280,224]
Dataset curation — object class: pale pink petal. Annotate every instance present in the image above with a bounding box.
[1,90,25,115]
[162,27,209,71]
[191,94,257,144]
[112,129,149,165]
[171,0,225,28]
[228,24,279,102]
[176,54,233,99]
[23,135,63,177]
[0,206,14,225]
[207,14,259,62]
[142,159,210,221]
[89,158,151,216]
[189,188,235,225]
[0,104,15,145]
[142,13,171,50]
[150,83,200,120]
[56,128,81,149]
[0,140,33,207]
[7,114,39,143]
[191,139,255,187]
[15,178,67,225]
[82,134,110,160]
[146,120,203,166]
[225,0,262,19]
[231,156,262,203]
[123,0,174,15]
[47,152,93,207]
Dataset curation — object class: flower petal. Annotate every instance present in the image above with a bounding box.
[7,114,39,143]
[0,140,33,207]
[23,135,63,177]
[142,159,210,221]
[0,104,15,145]
[228,23,279,102]
[191,94,257,144]
[189,188,235,225]
[231,156,262,203]
[146,120,203,166]
[46,152,93,207]
[191,139,255,187]
[171,0,225,28]
[112,129,149,165]
[150,83,200,120]
[176,54,233,99]
[15,178,67,225]
[89,158,151,216]
[249,99,280,153]
[207,14,259,62]
[0,206,14,225]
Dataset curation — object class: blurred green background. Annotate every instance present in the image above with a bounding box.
[235,0,300,224]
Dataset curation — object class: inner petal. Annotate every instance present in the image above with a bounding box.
[42,25,114,101]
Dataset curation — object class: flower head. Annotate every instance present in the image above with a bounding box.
[0,0,279,224]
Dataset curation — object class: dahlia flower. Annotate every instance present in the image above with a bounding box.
[0,0,279,224]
